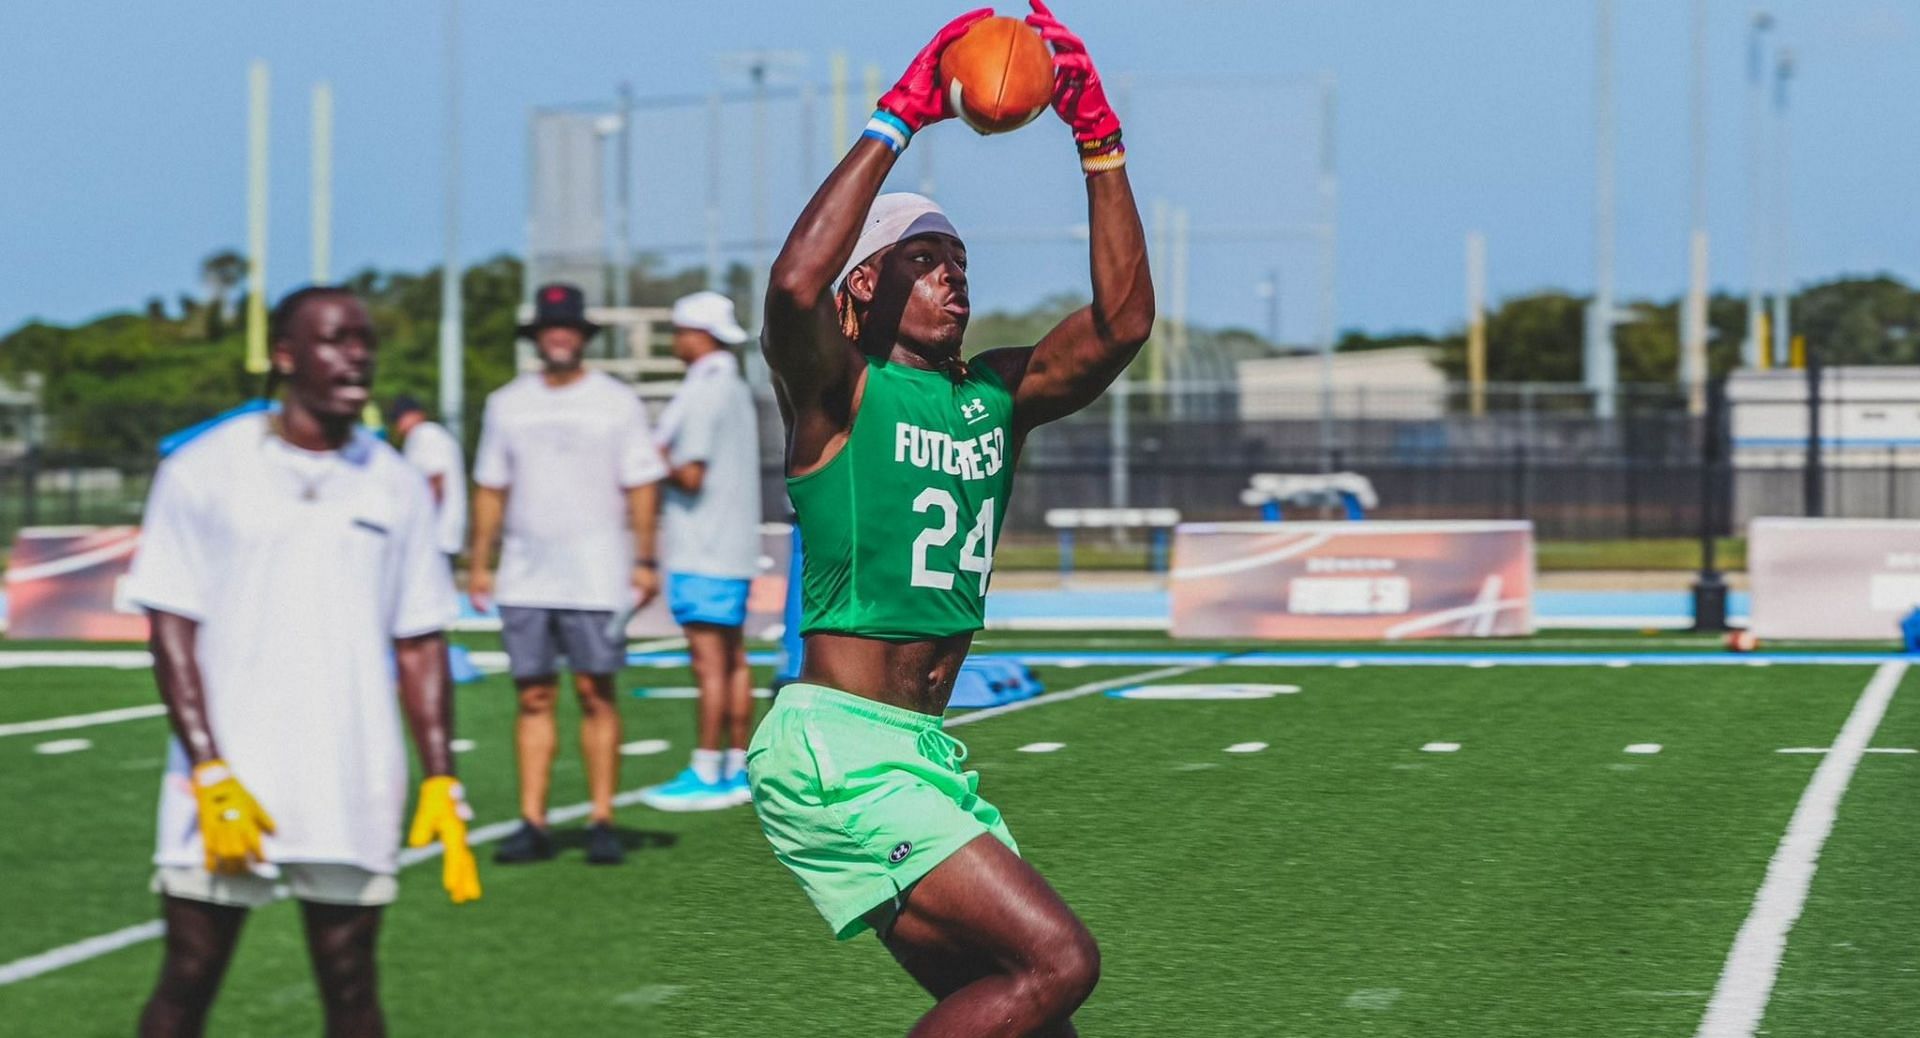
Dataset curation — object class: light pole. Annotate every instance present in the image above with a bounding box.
[438,0,464,438]
[1587,0,1619,419]
[1316,75,1339,470]
[1770,49,1795,368]
[1744,11,1773,369]
[1682,0,1709,415]
[612,82,633,311]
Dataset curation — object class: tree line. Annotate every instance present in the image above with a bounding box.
[4,248,1917,458]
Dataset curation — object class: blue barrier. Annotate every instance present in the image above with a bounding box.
[947,657,1044,708]
[777,522,806,685]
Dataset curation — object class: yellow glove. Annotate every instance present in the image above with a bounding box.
[407,776,481,904]
[191,760,276,875]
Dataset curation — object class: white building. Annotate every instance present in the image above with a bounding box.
[1236,347,1447,421]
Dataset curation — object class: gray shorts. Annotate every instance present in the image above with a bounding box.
[499,606,624,680]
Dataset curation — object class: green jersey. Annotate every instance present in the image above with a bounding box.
[788,356,1016,640]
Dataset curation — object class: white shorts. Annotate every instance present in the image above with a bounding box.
[152,863,397,908]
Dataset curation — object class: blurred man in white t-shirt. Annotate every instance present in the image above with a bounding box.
[390,394,467,562]
[639,291,763,812]
[128,286,479,1037]
[468,283,667,867]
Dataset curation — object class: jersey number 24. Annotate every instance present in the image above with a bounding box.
[910,488,994,594]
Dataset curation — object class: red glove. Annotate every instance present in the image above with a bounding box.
[1025,0,1122,146]
[877,8,994,133]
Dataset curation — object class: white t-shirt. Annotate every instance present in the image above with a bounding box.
[125,414,457,875]
[401,419,468,556]
[472,370,668,611]
[657,351,763,579]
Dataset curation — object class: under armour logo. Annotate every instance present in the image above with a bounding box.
[888,841,913,864]
[961,398,989,424]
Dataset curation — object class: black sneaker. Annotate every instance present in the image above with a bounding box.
[493,820,555,864]
[585,822,625,866]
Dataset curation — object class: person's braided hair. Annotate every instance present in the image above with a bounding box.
[834,268,968,381]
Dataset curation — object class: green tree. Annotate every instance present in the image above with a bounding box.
[1790,276,1920,365]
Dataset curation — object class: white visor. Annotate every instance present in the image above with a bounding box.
[836,192,963,291]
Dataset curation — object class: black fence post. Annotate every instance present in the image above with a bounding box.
[1692,378,1729,632]
[21,444,39,529]
[1804,339,1824,517]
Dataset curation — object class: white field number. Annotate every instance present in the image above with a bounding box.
[911,488,995,594]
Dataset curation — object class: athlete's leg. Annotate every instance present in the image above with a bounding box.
[724,634,754,751]
[873,834,1099,1038]
[299,901,385,1038]
[684,622,732,753]
[574,671,621,824]
[513,677,559,824]
[138,896,248,1037]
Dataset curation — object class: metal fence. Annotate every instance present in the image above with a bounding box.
[0,449,155,546]
[6,378,1913,552]
[997,381,1718,539]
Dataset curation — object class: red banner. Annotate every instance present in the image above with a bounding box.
[5,526,147,641]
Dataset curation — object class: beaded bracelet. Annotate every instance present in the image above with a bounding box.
[1081,143,1127,174]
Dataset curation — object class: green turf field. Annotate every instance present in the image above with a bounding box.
[0,633,1913,1036]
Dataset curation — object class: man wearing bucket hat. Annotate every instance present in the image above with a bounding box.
[468,282,667,866]
[638,290,764,812]
[751,2,1151,1033]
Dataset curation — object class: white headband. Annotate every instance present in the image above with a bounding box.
[836,192,963,291]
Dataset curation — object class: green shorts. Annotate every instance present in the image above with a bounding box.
[746,682,1018,939]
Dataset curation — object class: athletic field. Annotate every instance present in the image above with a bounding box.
[1,630,1914,1036]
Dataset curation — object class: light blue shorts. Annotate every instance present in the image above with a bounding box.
[668,572,751,628]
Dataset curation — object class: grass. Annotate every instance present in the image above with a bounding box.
[0,633,1913,1034]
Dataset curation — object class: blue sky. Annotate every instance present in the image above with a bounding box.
[3,0,1916,343]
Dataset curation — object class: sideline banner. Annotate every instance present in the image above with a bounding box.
[4,523,796,644]
[4,526,146,641]
[1749,518,1920,640]
[1170,521,1534,640]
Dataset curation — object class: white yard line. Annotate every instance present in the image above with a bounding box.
[1694,661,1908,1038]
[0,660,1193,987]
[0,922,166,986]
[0,704,168,739]
[0,651,153,670]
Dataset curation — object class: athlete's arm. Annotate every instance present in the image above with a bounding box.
[763,139,891,417]
[981,1,1153,433]
[628,482,662,605]
[149,609,219,766]
[151,608,278,873]
[396,634,480,904]
[394,633,455,777]
[466,484,504,613]
[763,9,990,470]
[665,460,706,494]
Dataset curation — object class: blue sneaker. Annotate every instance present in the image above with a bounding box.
[722,770,752,807]
[637,768,735,812]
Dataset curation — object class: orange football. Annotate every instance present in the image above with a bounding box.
[938,16,1055,135]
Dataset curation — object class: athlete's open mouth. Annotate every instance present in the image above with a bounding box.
[334,373,371,403]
